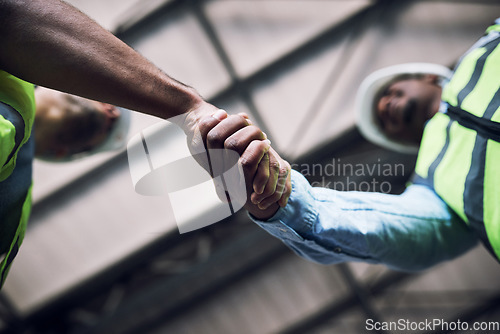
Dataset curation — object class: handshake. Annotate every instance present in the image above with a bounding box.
[194,109,292,220]
[128,107,291,233]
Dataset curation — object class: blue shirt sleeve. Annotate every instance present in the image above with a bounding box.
[250,170,478,272]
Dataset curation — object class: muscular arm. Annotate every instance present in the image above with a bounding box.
[0,0,212,121]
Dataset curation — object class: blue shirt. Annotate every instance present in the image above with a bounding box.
[251,170,478,272]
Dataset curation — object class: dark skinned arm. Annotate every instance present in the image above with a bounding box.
[0,0,217,128]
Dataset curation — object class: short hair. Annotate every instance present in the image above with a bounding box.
[35,94,107,156]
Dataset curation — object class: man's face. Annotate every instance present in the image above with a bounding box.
[34,88,121,159]
[376,75,442,145]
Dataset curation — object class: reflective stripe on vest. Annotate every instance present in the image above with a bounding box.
[415,20,500,260]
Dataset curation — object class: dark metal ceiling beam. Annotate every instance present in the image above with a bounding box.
[74,224,289,334]
[189,0,274,142]
[278,270,413,334]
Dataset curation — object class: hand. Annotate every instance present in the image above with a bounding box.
[197,112,291,220]
[176,100,222,157]
[250,146,291,210]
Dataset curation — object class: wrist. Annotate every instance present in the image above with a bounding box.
[246,202,280,221]
[172,99,219,136]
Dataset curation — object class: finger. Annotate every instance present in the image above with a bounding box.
[237,113,258,126]
[196,109,228,146]
[251,148,291,208]
[239,139,271,189]
[256,157,290,210]
[224,125,267,155]
[222,125,265,182]
[213,109,228,121]
[206,114,250,177]
[253,152,269,195]
[278,163,292,207]
[274,153,291,196]
[256,179,284,209]
[206,114,251,150]
[251,150,280,204]
[237,112,250,119]
[190,110,227,173]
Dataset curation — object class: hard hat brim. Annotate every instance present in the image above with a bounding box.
[355,63,453,154]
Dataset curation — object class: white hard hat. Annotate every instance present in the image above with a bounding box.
[355,63,453,154]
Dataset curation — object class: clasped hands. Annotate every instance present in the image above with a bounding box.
[185,108,291,220]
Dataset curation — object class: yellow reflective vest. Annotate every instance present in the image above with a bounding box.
[0,70,35,287]
[415,19,500,261]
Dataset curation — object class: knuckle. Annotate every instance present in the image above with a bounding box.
[206,129,224,147]
[269,160,280,172]
[224,137,239,152]
[248,125,263,137]
[239,156,253,169]
[256,140,270,152]
[198,116,216,133]
[237,114,248,123]
[279,161,291,175]
[229,114,247,126]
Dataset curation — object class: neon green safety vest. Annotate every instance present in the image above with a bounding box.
[0,70,35,287]
[415,19,500,261]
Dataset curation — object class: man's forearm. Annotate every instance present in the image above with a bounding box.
[0,0,204,120]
